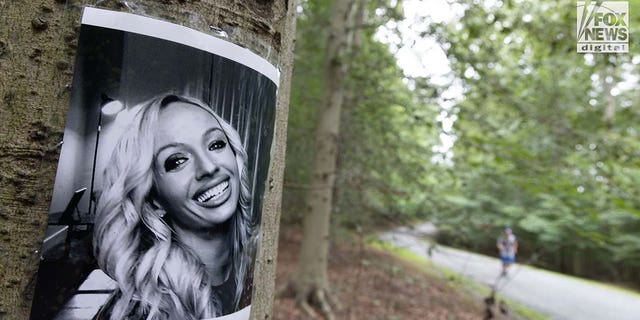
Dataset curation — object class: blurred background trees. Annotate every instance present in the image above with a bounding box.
[424,0,640,284]
[284,1,639,316]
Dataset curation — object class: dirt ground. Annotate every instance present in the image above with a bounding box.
[272,228,485,320]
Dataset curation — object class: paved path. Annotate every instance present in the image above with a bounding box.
[380,224,640,320]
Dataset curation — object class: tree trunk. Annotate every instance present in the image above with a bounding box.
[289,0,355,318]
[0,1,295,319]
[250,0,298,319]
[602,65,615,128]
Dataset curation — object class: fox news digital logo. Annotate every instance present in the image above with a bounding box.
[577,1,629,53]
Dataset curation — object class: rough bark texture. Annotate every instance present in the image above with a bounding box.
[290,0,354,318]
[250,0,297,319]
[0,1,293,319]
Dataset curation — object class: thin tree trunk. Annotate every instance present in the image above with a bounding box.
[0,1,294,319]
[602,65,615,128]
[290,0,355,318]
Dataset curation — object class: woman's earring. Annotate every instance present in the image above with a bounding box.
[152,199,166,218]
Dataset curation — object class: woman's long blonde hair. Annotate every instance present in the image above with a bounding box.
[93,95,253,319]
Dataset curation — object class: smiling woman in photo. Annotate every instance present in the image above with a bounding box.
[93,94,253,320]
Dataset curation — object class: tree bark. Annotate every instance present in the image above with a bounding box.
[250,0,298,319]
[0,1,294,319]
[290,0,355,318]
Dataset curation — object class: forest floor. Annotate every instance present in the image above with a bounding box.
[272,227,486,320]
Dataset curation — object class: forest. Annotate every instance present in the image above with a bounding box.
[280,1,640,314]
[0,0,638,319]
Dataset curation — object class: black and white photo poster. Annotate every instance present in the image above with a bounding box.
[30,7,278,320]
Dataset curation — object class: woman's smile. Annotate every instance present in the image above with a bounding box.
[194,178,231,206]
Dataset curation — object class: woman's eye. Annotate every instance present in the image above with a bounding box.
[164,156,188,172]
[208,140,227,151]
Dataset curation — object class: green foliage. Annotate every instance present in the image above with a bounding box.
[282,0,331,222]
[335,30,440,229]
[284,0,441,228]
[426,0,640,284]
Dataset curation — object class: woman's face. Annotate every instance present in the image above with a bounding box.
[152,101,240,229]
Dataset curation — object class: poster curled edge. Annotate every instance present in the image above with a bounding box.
[81,7,280,86]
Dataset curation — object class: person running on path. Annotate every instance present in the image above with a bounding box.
[497,227,518,276]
